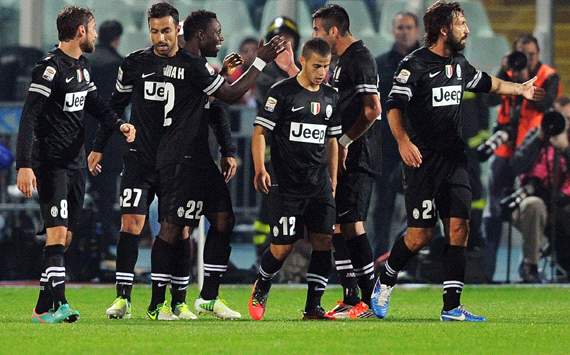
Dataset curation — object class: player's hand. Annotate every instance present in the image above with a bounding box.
[338,145,348,173]
[398,138,422,168]
[520,76,537,100]
[16,167,36,199]
[120,123,136,143]
[275,41,298,75]
[88,151,103,176]
[532,87,546,101]
[254,169,272,194]
[222,52,244,75]
[256,36,286,63]
[221,156,237,183]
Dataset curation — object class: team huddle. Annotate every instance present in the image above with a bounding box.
[16,1,538,324]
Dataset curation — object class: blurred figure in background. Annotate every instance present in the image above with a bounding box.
[371,11,420,260]
[227,37,258,107]
[483,34,559,281]
[84,20,125,260]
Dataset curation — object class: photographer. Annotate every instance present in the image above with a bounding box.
[509,102,570,282]
[483,34,560,280]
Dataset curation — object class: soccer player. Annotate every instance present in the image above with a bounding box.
[248,38,341,321]
[16,6,135,324]
[95,3,239,321]
[371,1,538,322]
[150,10,285,320]
[312,4,382,319]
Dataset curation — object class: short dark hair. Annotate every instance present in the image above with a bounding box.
[393,11,419,28]
[515,33,540,52]
[312,4,350,36]
[302,38,331,59]
[239,37,258,51]
[56,6,94,42]
[147,2,179,25]
[182,10,217,41]
[98,20,123,46]
[423,1,463,47]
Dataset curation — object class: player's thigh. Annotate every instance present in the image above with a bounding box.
[268,189,305,246]
[437,164,472,222]
[335,170,374,224]
[159,163,204,228]
[66,168,86,233]
[203,160,233,216]
[305,193,336,237]
[403,162,440,228]
[35,166,71,229]
[120,156,158,216]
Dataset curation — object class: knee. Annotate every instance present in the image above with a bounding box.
[311,234,332,251]
[159,221,182,245]
[269,244,293,261]
[448,221,470,247]
[65,232,72,250]
[405,229,434,252]
[211,214,235,235]
[521,197,547,220]
[121,215,145,235]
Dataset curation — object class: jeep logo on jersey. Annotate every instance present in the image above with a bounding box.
[63,90,88,112]
[289,122,326,144]
[432,85,462,107]
[144,82,167,101]
[310,102,320,115]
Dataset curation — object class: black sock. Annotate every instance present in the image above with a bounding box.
[442,245,466,311]
[35,270,52,313]
[171,238,191,308]
[257,248,283,291]
[149,237,174,311]
[380,236,416,287]
[200,227,231,300]
[305,250,331,311]
[45,245,67,307]
[347,235,375,305]
[332,234,360,305]
[115,232,139,301]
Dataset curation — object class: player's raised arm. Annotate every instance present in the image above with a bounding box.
[490,75,539,100]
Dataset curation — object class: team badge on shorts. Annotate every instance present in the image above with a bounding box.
[412,208,420,219]
[445,65,453,78]
[310,102,321,115]
[177,207,185,218]
[51,206,59,218]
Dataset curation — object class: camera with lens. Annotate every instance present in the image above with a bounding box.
[500,179,538,217]
[506,51,528,82]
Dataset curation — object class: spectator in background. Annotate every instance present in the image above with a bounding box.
[370,12,420,260]
[227,37,258,107]
[483,33,559,281]
[84,20,124,260]
[509,100,570,282]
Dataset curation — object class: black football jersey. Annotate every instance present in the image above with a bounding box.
[93,47,174,167]
[330,40,382,176]
[156,49,225,169]
[255,77,342,196]
[16,48,123,170]
[386,47,492,157]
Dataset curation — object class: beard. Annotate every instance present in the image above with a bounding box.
[80,38,94,53]
[445,33,466,53]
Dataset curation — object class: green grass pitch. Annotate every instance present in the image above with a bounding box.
[1,285,570,354]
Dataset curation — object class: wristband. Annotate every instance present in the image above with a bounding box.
[338,134,354,148]
[252,57,267,72]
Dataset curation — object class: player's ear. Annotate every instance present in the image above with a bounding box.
[76,24,86,40]
[300,55,306,67]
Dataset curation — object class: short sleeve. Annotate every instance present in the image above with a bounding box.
[190,57,225,96]
[352,53,379,96]
[463,57,492,93]
[114,59,135,94]
[254,86,282,131]
[28,61,56,98]
[386,57,418,111]
[326,92,342,137]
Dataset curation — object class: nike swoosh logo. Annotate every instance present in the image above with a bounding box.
[142,72,155,78]
[338,210,351,217]
[429,71,441,78]
[157,282,168,287]
[291,106,304,112]
[52,280,64,287]
[65,77,74,83]
[443,313,466,321]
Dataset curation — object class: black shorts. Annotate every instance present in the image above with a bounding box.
[159,159,232,227]
[119,152,159,215]
[403,152,472,228]
[335,170,374,224]
[34,166,85,232]
[268,187,336,245]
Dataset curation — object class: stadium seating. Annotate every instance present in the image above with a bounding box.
[260,0,313,37]
[464,34,510,75]
[326,0,375,37]
[457,0,494,37]
[378,0,422,38]
[361,33,394,57]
